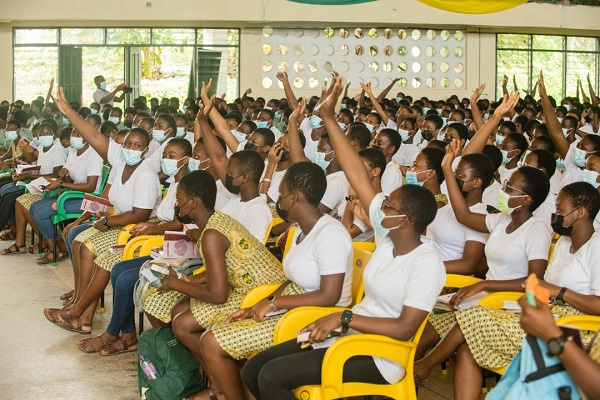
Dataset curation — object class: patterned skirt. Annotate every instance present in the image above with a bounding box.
[142,287,187,324]
[17,193,43,210]
[211,282,307,360]
[74,225,122,272]
[456,304,586,369]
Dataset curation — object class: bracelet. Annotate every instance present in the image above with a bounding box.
[262,178,272,183]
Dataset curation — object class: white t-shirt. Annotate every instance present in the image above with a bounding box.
[270,126,282,142]
[559,140,583,190]
[220,195,272,241]
[215,179,236,211]
[351,193,445,383]
[147,137,173,173]
[549,171,562,196]
[266,168,287,204]
[156,182,178,222]
[381,161,403,196]
[544,233,600,296]
[106,144,162,216]
[36,140,66,175]
[338,200,373,242]
[64,146,104,193]
[484,213,551,281]
[482,180,502,209]
[146,139,162,159]
[321,170,350,217]
[580,123,599,136]
[427,203,489,262]
[93,88,113,107]
[498,164,517,183]
[299,118,319,162]
[284,214,353,306]
[392,143,419,167]
[532,191,555,235]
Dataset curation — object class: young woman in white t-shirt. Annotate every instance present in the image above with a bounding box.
[242,77,445,400]
[416,181,600,400]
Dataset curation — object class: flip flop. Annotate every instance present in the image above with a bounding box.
[60,290,74,301]
[99,337,138,356]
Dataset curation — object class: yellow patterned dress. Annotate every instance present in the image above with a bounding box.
[143,211,286,324]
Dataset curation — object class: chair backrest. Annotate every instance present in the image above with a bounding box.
[123,235,155,260]
[282,226,297,261]
[94,164,111,196]
[116,223,136,245]
[263,217,284,244]
[140,236,164,256]
[273,306,349,344]
[240,283,281,309]
[351,243,373,306]
[445,274,483,289]
[352,241,375,252]
[477,291,523,309]
[555,315,600,332]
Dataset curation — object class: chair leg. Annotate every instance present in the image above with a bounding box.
[100,290,105,313]
[52,223,58,267]
[441,358,449,375]
[481,371,488,394]
[139,311,144,335]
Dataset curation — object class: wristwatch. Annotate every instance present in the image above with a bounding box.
[267,295,277,310]
[58,180,63,188]
[100,217,109,227]
[547,334,569,356]
[341,310,353,335]
[555,287,568,305]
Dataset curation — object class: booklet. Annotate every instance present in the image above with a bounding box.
[15,164,41,176]
[80,193,112,214]
[163,231,200,259]
[23,177,51,195]
[435,291,490,311]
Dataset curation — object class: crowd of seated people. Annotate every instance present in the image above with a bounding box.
[1,68,600,400]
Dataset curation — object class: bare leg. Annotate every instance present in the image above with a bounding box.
[415,321,442,360]
[14,203,28,247]
[63,266,109,322]
[74,245,97,304]
[455,343,483,400]
[71,241,82,298]
[145,312,166,328]
[414,322,467,383]
[200,331,247,400]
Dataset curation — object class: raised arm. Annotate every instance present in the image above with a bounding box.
[512,74,519,93]
[343,81,350,99]
[195,99,228,184]
[539,71,570,159]
[318,75,377,212]
[55,87,109,161]
[276,72,299,110]
[100,83,126,104]
[469,83,486,131]
[376,77,399,102]
[530,80,538,100]
[588,74,598,107]
[501,74,509,97]
[45,78,54,103]
[287,98,311,164]
[200,79,240,152]
[361,82,389,126]
[579,79,590,104]
[464,91,520,155]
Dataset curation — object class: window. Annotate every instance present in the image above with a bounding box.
[496,33,600,99]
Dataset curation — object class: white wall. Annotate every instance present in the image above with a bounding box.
[1,0,599,102]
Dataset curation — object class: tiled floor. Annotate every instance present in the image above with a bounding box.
[0,245,495,399]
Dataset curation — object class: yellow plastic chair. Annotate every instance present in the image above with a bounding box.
[289,315,429,400]
[548,233,560,264]
[352,241,376,252]
[240,283,282,309]
[282,226,298,261]
[444,274,483,289]
[273,306,350,345]
[555,315,600,332]
[122,235,155,260]
[264,217,284,244]
[350,243,373,306]
[139,236,164,256]
[116,223,136,245]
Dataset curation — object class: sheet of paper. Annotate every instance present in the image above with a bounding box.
[140,269,160,284]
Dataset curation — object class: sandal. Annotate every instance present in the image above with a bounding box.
[53,315,92,334]
[183,388,223,400]
[28,244,48,254]
[44,307,66,324]
[60,290,74,301]
[77,333,116,354]
[37,250,69,265]
[99,337,138,356]
[0,230,16,240]
[1,243,26,255]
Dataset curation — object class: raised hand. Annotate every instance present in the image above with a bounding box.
[359,82,373,95]
[495,91,520,116]
[502,74,509,87]
[470,83,486,103]
[54,87,71,115]
[276,72,288,82]
[244,88,252,95]
[289,97,306,122]
[538,71,547,97]
[267,142,284,165]
[314,74,343,117]
[196,98,215,121]
[200,78,213,104]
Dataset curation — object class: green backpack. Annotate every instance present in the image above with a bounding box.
[138,326,205,400]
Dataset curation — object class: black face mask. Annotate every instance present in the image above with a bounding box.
[279,148,290,162]
[174,205,193,225]
[455,178,470,198]
[370,145,384,153]
[443,138,452,145]
[468,130,477,140]
[584,115,592,124]
[275,197,293,222]
[550,213,573,237]
[224,173,241,195]
[421,129,435,142]
[244,142,258,152]
[124,120,133,128]
[42,112,52,120]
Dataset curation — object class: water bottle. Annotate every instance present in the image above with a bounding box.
[139,354,159,380]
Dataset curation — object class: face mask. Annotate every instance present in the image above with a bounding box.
[557,117,563,123]
[279,148,291,162]
[405,170,430,186]
[441,117,448,126]
[99,82,107,90]
[396,97,402,103]
[257,121,270,129]
[556,158,565,169]
[63,147,71,156]
[483,113,490,121]
[313,150,333,169]
[41,112,53,120]
[31,138,41,148]
[274,111,281,120]
[443,138,452,146]
[160,158,183,177]
[39,136,54,148]
[224,173,241,195]
[153,129,167,143]
[108,116,120,125]
[124,120,133,128]
[338,122,347,131]
[581,169,600,188]
[372,206,405,237]
[5,131,18,142]
[455,178,471,198]
[231,130,247,142]
[573,147,587,168]
[421,129,435,142]
[467,130,477,141]
[398,129,410,142]
[496,189,524,214]
[364,123,375,133]
[340,104,347,109]
[562,127,569,137]
[176,127,186,138]
[422,107,431,115]
[62,118,70,126]
[496,135,505,146]
[120,148,144,166]
[500,149,515,165]
[70,136,85,150]
[174,204,193,225]
[275,196,293,222]
[244,142,258,152]
[310,115,322,129]
[90,109,98,115]
[551,211,577,237]
[188,158,209,172]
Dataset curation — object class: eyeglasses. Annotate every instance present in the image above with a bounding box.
[502,179,528,196]
[381,197,406,217]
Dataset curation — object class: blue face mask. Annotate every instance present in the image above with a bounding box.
[160,157,183,177]
[108,116,120,125]
[372,204,405,237]
[63,147,71,156]
[39,136,54,148]
[90,109,98,115]
[120,148,145,166]
[562,127,569,137]
[176,127,186,138]
[30,138,41,148]
[404,170,430,186]
[5,131,18,142]
[338,122,347,131]
[398,129,410,142]
[340,104,347,110]
[313,150,334,170]
[500,149,515,164]
[556,159,566,169]
[188,158,209,172]
[232,130,247,142]
[274,111,281,120]
[257,121,270,129]
[441,117,448,126]
[422,107,431,115]
[153,129,167,143]
[581,169,600,188]
[396,97,403,103]
[496,135,505,146]
[310,115,322,129]
[364,123,375,133]
[70,136,85,150]
[573,147,587,168]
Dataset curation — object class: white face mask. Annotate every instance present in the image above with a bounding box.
[99,81,107,90]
